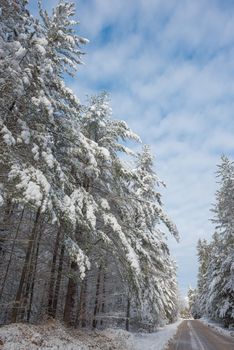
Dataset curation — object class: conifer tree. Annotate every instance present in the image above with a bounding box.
[192,156,234,328]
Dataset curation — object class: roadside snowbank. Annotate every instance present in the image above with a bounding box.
[0,321,134,350]
[0,320,182,350]
[132,319,182,350]
[200,317,234,338]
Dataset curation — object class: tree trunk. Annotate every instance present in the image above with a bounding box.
[0,198,13,258]
[26,222,43,321]
[100,271,106,326]
[2,198,13,224]
[126,295,130,331]
[51,243,65,318]
[19,212,42,321]
[11,207,41,323]
[63,261,78,325]
[47,227,62,317]
[0,207,25,300]
[92,264,102,329]
[77,277,87,328]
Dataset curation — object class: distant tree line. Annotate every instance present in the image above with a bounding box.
[188,156,234,328]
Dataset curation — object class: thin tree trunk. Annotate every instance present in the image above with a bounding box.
[51,243,64,318]
[125,295,131,331]
[2,198,13,224]
[0,198,13,258]
[77,277,87,328]
[0,207,25,300]
[11,207,41,323]
[47,227,62,317]
[92,264,102,329]
[100,271,106,326]
[19,214,42,321]
[26,221,43,321]
[63,261,78,325]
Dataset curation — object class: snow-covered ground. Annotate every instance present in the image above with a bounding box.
[0,320,182,350]
[0,321,134,350]
[132,320,182,350]
[200,317,234,338]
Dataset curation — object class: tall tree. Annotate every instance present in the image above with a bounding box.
[192,156,234,328]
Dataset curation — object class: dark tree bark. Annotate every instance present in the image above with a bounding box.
[51,243,65,318]
[77,277,87,328]
[11,207,41,323]
[19,213,43,321]
[92,264,102,329]
[100,271,106,326]
[0,198,14,258]
[2,198,13,224]
[26,221,43,321]
[0,207,25,300]
[63,261,78,325]
[126,295,131,331]
[47,227,62,317]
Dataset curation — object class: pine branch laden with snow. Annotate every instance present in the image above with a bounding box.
[77,95,180,326]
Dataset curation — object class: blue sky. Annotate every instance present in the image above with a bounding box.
[30,0,234,296]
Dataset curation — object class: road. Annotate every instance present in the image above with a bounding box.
[167,320,234,350]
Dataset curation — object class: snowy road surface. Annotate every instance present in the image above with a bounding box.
[167,320,234,350]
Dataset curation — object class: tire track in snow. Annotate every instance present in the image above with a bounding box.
[188,321,207,350]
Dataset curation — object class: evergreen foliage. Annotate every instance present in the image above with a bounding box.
[189,156,234,328]
[0,1,179,329]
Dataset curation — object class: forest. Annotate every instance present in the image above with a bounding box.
[0,0,179,330]
[0,0,233,341]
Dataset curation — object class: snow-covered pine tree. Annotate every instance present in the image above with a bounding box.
[0,0,34,256]
[128,145,179,327]
[192,156,234,328]
[73,92,144,327]
[209,156,234,327]
[187,287,198,318]
[195,239,210,317]
[75,99,179,329]
[0,0,90,323]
